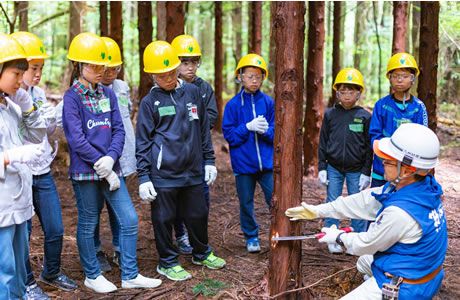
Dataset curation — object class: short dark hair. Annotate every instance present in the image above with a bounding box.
[337,83,361,91]
[179,56,201,63]
[0,58,28,76]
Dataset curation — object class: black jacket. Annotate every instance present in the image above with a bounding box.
[136,81,214,188]
[318,104,372,175]
[192,77,218,129]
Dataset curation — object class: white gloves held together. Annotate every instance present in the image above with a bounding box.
[105,171,120,191]
[246,115,268,134]
[94,156,115,178]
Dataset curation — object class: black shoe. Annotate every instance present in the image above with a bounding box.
[97,251,112,272]
[112,250,120,267]
[39,273,78,292]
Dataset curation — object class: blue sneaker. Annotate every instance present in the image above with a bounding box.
[176,234,193,255]
[246,238,261,253]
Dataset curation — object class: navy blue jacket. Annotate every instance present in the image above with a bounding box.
[192,76,218,129]
[136,82,214,188]
[222,89,274,174]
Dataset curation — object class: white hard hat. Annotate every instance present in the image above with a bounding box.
[373,123,440,170]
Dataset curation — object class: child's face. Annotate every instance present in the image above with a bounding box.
[81,63,105,85]
[337,85,360,109]
[102,66,121,85]
[389,68,414,93]
[0,66,25,95]
[178,58,200,83]
[153,69,178,91]
[23,59,44,87]
[238,67,263,93]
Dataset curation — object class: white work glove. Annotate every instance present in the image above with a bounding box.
[105,171,120,191]
[318,225,345,244]
[139,181,157,203]
[358,174,371,191]
[94,156,115,178]
[285,202,319,221]
[246,115,269,134]
[318,170,328,186]
[204,165,217,185]
[10,88,34,113]
[41,102,57,124]
[6,144,45,165]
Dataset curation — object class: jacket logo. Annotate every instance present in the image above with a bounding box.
[87,118,111,129]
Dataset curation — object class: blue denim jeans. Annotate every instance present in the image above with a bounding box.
[235,171,273,240]
[71,179,138,280]
[25,172,64,285]
[0,222,29,300]
[324,165,367,232]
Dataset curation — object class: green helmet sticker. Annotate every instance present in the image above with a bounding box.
[164,59,169,67]
[40,46,44,54]
[400,57,406,65]
[188,46,193,53]
[101,52,106,60]
[108,55,112,61]
[257,59,262,65]
[347,74,353,81]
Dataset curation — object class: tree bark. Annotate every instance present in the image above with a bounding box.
[110,1,123,79]
[268,2,276,83]
[156,1,166,40]
[328,1,341,108]
[304,2,325,177]
[269,2,306,298]
[392,1,408,54]
[232,2,242,94]
[15,1,28,31]
[354,2,369,69]
[165,2,185,43]
[411,2,421,61]
[372,1,382,98]
[214,2,223,133]
[417,2,439,132]
[99,1,108,36]
[138,1,153,101]
[249,1,262,54]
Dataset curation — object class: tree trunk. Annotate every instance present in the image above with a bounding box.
[417,2,439,132]
[268,2,276,83]
[109,1,123,79]
[138,1,153,101]
[372,1,382,98]
[214,2,223,133]
[156,1,166,40]
[304,2,325,177]
[232,2,242,94]
[392,1,408,54]
[354,2,369,69]
[269,2,306,298]
[328,1,341,107]
[249,2,262,54]
[99,1,108,36]
[165,2,185,43]
[411,1,421,60]
[15,1,28,31]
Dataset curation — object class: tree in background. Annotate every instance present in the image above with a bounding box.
[418,2,440,132]
[304,2,325,177]
[99,1,108,36]
[137,1,153,101]
[268,2,306,298]
[157,1,185,43]
[328,1,341,107]
[15,1,28,31]
[214,1,223,132]
[110,1,123,79]
[249,2,262,54]
[392,1,409,54]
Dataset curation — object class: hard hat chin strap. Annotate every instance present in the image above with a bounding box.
[389,161,422,187]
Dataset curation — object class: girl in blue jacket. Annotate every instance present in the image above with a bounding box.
[62,33,160,293]
[222,54,274,253]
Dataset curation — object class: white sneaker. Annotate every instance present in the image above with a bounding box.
[122,274,162,289]
[84,275,117,293]
[328,243,343,254]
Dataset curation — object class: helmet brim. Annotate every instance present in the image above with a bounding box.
[373,139,396,161]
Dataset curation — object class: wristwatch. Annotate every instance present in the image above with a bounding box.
[336,232,346,247]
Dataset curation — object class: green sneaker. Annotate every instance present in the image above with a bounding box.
[192,252,226,270]
[156,265,192,281]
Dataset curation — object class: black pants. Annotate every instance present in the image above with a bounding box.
[151,184,211,268]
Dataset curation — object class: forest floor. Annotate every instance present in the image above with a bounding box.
[31,123,459,300]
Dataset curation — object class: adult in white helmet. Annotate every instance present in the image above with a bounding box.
[285,123,447,299]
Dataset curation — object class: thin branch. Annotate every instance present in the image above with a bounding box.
[31,9,69,28]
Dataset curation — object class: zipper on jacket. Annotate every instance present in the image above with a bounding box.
[342,115,348,170]
[251,94,263,172]
[169,93,177,105]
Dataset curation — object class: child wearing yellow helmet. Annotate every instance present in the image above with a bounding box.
[62,32,161,293]
[137,40,225,282]
[11,31,78,297]
[0,33,47,300]
[318,68,372,253]
[222,53,274,253]
[171,34,217,255]
[369,52,428,188]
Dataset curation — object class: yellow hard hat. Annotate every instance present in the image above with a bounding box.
[67,32,108,65]
[386,52,419,78]
[10,31,49,60]
[333,68,365,91]
[235,53,268,78]
[143,41,180,74]
[101,37,122,67]
[171,34,202,57]
[0,33,27,64]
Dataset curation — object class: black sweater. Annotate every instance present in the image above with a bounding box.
[318,104,372,175]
